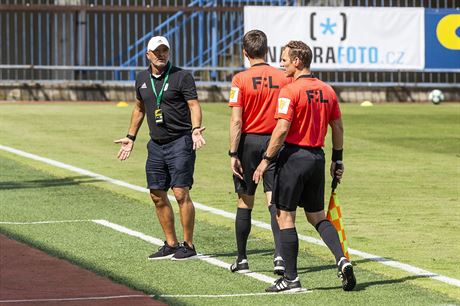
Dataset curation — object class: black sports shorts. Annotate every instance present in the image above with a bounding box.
[271,143,325,212]
[146,134,196,191]
[233,133,276,196]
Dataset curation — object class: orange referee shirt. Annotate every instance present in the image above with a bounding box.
[275,75,341,147]
[228,63,291,134]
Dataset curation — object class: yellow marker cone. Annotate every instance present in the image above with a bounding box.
[117,101,129,107]
[360,100,373,107]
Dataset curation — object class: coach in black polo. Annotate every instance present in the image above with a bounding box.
[115,35,206,261]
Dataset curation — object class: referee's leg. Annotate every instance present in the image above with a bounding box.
[306,211,345,264]
[277,210,299,281]
[235,193,254,261]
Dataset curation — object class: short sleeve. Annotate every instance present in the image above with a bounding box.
[228,74,243,107]
[135,76,142,101]
[181,72,198,101]
[275,87,295,122]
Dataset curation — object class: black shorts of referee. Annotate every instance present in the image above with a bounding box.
[146,133,196,191]
[271,143,325,212]
[233,133,276,196]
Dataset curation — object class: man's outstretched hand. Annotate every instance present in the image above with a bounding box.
[114,137,134,161]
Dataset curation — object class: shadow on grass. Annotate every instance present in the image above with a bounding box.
[295,258,436,291]
[311,274,433,291]
[203,248,274,258]
[253,262,337,275]
[0,176,102,189]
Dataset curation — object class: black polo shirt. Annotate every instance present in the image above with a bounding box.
[135,62,198,143]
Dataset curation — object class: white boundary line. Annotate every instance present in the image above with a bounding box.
[0,295,152,304]
[93,219,277,284]
[0,219,309,300]
[1,219,276,284]
[1,144,459,288]
[158,291,310,298]
[0,291,310,304]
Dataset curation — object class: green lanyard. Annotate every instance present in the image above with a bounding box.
[150,64,172,108]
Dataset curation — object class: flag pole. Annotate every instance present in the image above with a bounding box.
[327,161,349,259]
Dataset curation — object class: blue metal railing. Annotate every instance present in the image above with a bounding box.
[113,0,205,67]
[0,0,458,88]
[119,0,298,80]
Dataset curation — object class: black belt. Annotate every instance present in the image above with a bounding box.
[152,132,188,145]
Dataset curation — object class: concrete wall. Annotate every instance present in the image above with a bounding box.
[0,82,458,103]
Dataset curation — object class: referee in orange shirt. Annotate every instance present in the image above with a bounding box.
[228,30,291,274]
[254,40,356,292]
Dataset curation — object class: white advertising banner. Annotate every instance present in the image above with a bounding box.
[244,6,425,70]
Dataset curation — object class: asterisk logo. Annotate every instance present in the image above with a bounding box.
[320,18,336,35]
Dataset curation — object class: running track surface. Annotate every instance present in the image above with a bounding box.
[0,234,165,306]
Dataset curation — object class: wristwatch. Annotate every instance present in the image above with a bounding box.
[262,152,275,162]
[126,134,136,141]
[228,150,238,157]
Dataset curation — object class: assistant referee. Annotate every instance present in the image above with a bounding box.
[253,40,356,293]
[228,30,291,275]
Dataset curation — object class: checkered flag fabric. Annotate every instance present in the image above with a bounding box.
[326,191,349,259]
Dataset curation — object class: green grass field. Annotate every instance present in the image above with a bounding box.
[0,102,459,305]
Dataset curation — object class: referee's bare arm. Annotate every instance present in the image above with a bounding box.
[229,106,243,179]
[330,118,344,151]
[114,98,145,161]
[229,106,242,153]
[253,119,291,184]
[329,118,344,179]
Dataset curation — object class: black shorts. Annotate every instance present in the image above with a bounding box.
[271,144,325,212]
[233,134,276,196]
[145,134,196,191]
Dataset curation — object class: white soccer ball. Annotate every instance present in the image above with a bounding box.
[429,89,444,105]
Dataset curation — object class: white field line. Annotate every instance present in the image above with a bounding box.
[1,144,460,288]
[0,219,302,299]
[0,295,152,304]
[158,290,310,298]
[93,219,276,284]
[0,291,310,304]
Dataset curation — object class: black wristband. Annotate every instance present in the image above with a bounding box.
[332,149,343,162]
[126,134,136,141]
[228,150,238,157]
[192,126,201,132]
[263,152,276,162]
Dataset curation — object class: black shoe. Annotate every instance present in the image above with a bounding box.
[273,256,285,275]
[265,276,302,293]
[171,241,198,261]
[229,259,250,273]
[148,241,178,260]
[338,257,356,291]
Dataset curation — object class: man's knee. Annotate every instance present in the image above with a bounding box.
[306,210,326,227]
[150,190,169,207]
[237,193,254,209]
[278,210,296,229]
[173,187,191,205]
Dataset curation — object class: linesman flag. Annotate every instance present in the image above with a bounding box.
[327,162,349,259]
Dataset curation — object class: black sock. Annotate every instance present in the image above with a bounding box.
[315,219,345,264]
[280,228,298,280]
[268,205,282,258]
[235,207,252,262]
